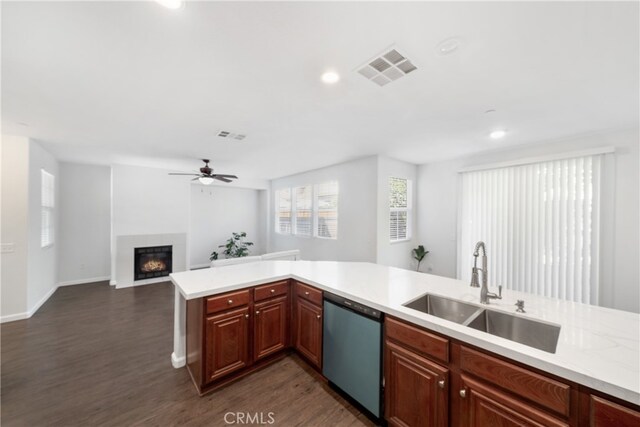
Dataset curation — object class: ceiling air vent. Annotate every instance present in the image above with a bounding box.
[356,47,417,87]
[217,131,246,141]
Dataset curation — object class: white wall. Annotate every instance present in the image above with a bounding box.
[1,136,60,322]
[268,156,378,262]
[189,185,264,268]
[376,156,419,270]
[1,136,30,320]
[111,164,191,285]
[27,141,59,310]
[58,162,111,285]
[417,127,640,313]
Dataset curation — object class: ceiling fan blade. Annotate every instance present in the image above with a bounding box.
[212,174,238,179]
[213,176,232,183]
[169,173,200,176]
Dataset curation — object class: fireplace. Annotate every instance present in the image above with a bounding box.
[134,245,173,281]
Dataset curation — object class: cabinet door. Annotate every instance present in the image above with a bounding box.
[295,298,322,368]
[205,306,250,383]
[254,295,289,361]
[385,341,448,427]
[590,395,640,427]
[459,375,568,427]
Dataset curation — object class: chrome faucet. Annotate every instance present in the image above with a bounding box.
[470,241,502,304]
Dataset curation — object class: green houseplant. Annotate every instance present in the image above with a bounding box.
[412,245,429,272]
[210,232,254,261]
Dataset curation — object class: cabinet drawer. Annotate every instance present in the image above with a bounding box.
[459,345,571,417]
[295,282,322,306]
[385,316,449,364]
[254,280,289,302]
[206,289,251,314]
[591,395,640,427]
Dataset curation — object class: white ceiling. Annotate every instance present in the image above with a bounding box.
[2,1,638,188]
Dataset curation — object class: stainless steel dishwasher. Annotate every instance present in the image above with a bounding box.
[322,292,383,422]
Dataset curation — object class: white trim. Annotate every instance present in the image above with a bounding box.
[28,286,58,317]
[109,279,117,286]
[1,285,58,323]
[458,146,616,173]
[171,352,186,368]
[0,312,29,323]
[190,263,211,270]
[57,276,111,287]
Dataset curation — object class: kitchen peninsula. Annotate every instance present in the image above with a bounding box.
[170,260,640,425]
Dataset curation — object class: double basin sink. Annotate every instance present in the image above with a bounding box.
[403,293,561,353]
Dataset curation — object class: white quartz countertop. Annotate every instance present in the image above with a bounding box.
[170,260,640,405]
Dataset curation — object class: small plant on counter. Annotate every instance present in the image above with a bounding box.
[412,245,429,272]
[210,232,254,261]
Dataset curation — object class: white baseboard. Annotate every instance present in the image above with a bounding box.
[109,279,117,286]
[0,312,29,323]
[115,276,169,289]
[171,352,186,368]
[190,263,211,270]
[1,285,58,324]
[57,276,111,287]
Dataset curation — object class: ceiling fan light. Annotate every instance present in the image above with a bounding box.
[198,176,214,185]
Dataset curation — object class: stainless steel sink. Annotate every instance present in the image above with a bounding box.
[465,309,561,353]
[403,294,482,324]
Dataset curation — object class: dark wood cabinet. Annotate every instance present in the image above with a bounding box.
[385,340,448,427]
[294,297,322,369]
[459,374,568,427]
[253,295,289,361]
[589,395,640,427]
[204,306,250,383]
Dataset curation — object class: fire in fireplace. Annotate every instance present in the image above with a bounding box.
[134,245,172,281]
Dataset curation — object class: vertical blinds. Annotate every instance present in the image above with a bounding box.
[389,177,410,242]
[41,169,55,247]
[316,181,338,239]
[458,155,601,304]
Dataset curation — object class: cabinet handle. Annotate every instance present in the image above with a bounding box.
[305,291,310,296]
[459,389,467,398]
[316,314,321,319]
[438,380,445,389]
[270,289,275,293]
[256,310,260,315]
[245,314,249,319]
[227,299,233,305]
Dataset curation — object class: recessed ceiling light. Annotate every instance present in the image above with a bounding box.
[436,37,461,55]
[490,130,507,139]
[155,0,184,10]
[321,72,340,84]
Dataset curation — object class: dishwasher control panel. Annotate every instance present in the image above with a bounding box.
[324,292,382,320]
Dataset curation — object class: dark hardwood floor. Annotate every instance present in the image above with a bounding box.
[1,281,374,426]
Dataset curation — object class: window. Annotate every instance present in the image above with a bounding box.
[274,181,338,240]
[458,155,602,304]
[389,177,411,242]
[293,185,313,237]
[275,188,291,234]
[315,181,338,239]
[41,169,55,247]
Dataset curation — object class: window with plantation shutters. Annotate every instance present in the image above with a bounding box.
[293,185,313,237]
[275,188,292,234]
[458,154,602,304]
[41,169,55,247]
[389,177,411,242]
[315,181,338,239]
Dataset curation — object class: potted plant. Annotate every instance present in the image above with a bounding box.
[412,245,429,272]
[210,232,254,261]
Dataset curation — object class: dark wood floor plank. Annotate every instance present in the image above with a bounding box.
[1,281,373,426]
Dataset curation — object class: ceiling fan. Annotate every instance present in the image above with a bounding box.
[168,159,238,185]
